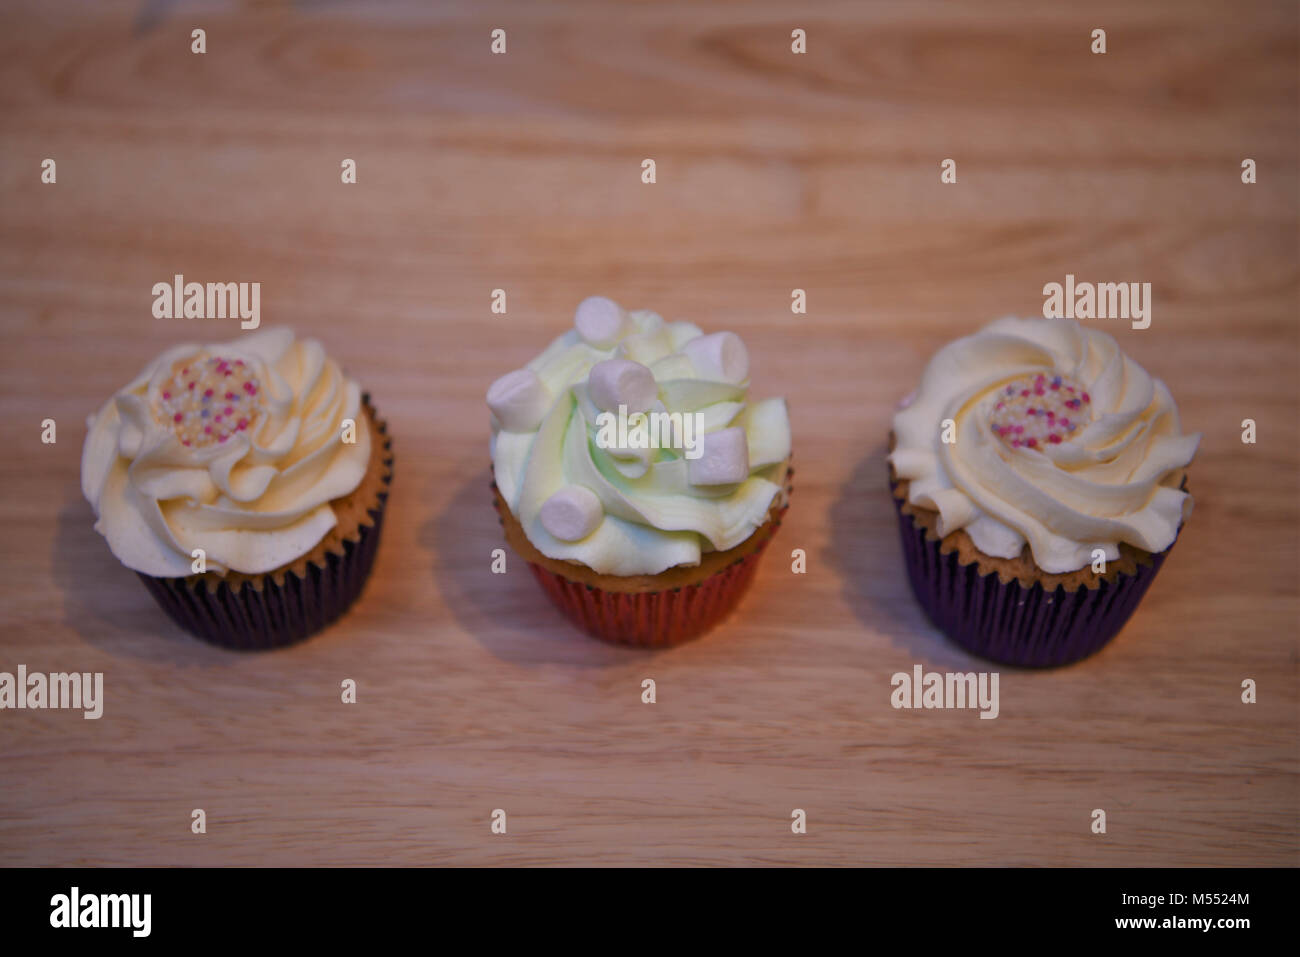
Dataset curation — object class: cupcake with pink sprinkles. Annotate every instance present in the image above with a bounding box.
[81,328,394,650]
[889,316,1200,667]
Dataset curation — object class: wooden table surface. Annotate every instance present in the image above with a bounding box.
[1,0,1296,866]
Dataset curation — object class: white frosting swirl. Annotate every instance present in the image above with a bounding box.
[490,300,792,576]
[889,317,1199,574]
[81,328,372,577]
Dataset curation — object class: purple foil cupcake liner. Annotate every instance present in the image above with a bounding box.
[891,480,1176,668]
[136,399,392,651]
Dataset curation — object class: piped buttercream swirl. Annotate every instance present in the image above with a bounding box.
[889,317,1199,574]
[81,328,371,577]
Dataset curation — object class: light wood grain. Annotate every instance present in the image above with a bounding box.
[0,0,1295,866]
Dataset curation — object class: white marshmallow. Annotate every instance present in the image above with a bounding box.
[574,296,626,348]
[617,330,673,366]
[682,331,749,384]
[627,309,665,334]
[649,352,697,382]
[587,358,658,413]
[487,368,551,432]
[539,485,603,541]
[688,426,750,486]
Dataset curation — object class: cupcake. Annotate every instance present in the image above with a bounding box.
[488,296,792,646]
[81,328,393,650]
[888,317,1199,666]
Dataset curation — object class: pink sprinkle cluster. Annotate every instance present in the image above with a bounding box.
[987,373,1092,451]
[153,356,263,448]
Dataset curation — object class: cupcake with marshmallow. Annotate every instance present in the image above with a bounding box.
[488,296,792,646]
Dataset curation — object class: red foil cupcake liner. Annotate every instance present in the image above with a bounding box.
[525,541,775,648]
[497,472,791,648]
[890,474,1179,667]
[136,397,392,651]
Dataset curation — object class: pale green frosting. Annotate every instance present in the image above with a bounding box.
[489,302,792,576]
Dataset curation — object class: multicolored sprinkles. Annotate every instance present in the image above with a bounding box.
[987,373,1091,451]
[153,355,264,448]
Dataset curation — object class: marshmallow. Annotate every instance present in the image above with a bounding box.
[539,484,603,541]
[487,368,551,432]
[587,358,658,413]
[649,353,696,381]
[617,330,673,366]
[574,296,626,348]
[682,331,748,384]
[627,309,665,334]
[688,426,750,486]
